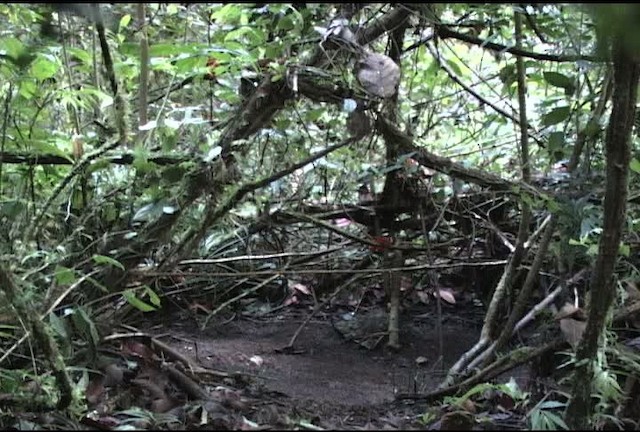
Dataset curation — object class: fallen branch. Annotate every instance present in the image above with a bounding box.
[396,337,566,403]
[0,150,190,166]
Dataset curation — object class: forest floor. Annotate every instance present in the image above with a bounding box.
[134,300,530,430]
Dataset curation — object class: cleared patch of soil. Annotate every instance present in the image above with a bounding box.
[144,304,484,428]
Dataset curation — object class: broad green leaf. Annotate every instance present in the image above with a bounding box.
[49,313,69,339]
[630,158,640,174]
[119,14,131,32]
[224,27,264,45]
[92,255,125,270]
[543,71,574,89]
[68,47,92,65]
[30,56,58,80]
[28,139,74,160]
[620,243,630,257]
[173,56,202,75]
[445,58,463,76]
[19,81,36,99]
[542,106,570,127]
[167,3,178,14]
[55,265,76,285]
[0,37,25,60]
[211,4,242,24]
[547,131,565,151]
[123,289,157,312]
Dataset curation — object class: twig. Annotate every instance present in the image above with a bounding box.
[202,272,284,330]
[396,338,566,402]
[286,272,361,348]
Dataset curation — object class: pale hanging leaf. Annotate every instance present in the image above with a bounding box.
[162,206,177,215]
[559,318,586,348]
[434,288,456,305]
[417,290,431,304]
[554,303,586,321]
[249,355,264,367]
[415,356,428,366]
[138,120,157,131]
[342,98,358,113]
[290,282,312,295]
[333,218,351,228]
[282,295,299,307]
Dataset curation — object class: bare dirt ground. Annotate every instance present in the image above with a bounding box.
[142,303,490,429]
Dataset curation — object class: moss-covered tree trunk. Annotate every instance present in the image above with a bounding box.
[565,33,640,429]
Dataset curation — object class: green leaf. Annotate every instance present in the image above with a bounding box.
[0,37,25,60]
[543,71,574,89]
[630,158,640,174]
[542,411,568,430]
[210,4,242,24]
[85,276,109,294]
[68,47,92,65]
[55,266,76,285]
[119,14,132,32]
[123,289,158,312]
[92,254,125,270]
[547,132,565,150]
[29,138,74,161]
[144,286,161,308]
[445,58,463,76]
[224,27,264,45]
[30,55,58,80]
[19,81,36,99]
[620,243,630,257]
[74,306,100,347]
[48,312,69,339]
[167,3,178,14]
[542,106,570,127]
[538,400,566,410]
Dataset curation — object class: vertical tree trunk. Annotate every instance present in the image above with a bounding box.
[565,34,640,429]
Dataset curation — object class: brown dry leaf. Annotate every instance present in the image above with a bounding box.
[121,340,155,361]
[460,398,476,414]
[440,410,474,430]
[559,318,586,348]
